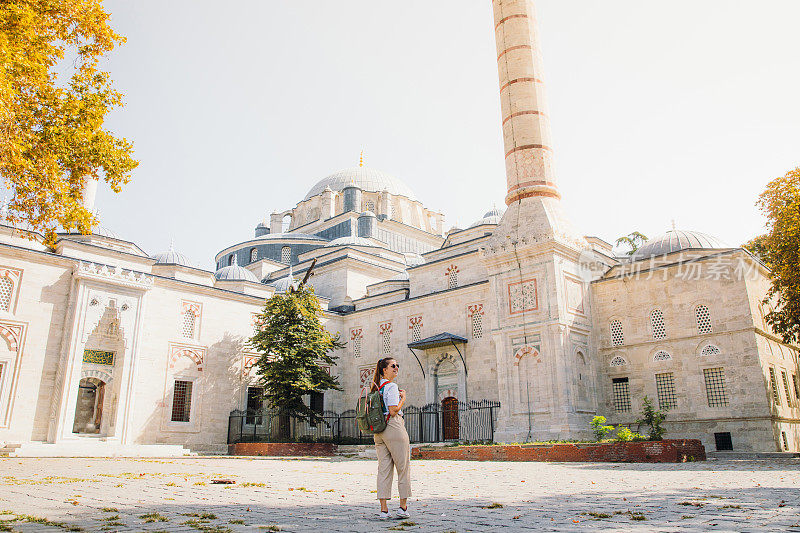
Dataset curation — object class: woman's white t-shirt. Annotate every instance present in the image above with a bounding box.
[379,378,402,417]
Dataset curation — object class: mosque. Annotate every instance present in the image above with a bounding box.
[0,0,797,456]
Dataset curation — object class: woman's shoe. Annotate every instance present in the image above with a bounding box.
[395,507,410,519]
[378,511,390,520]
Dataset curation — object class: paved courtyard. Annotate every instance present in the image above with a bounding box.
[0,456,798,532]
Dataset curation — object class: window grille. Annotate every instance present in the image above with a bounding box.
[471,313,483,339]
[182,310,196,339]
[703,368,728,407]
[781,432,789,451]
[365,200,375,213]
[793,374,799,400]
[653,350,672,362]
[655,372,676,410]
[448,270,458,289]
[701,345,721,357]
[281,247,291,264]
[411,322,421,343]
[650,309,666,340]
[380,326,392,355]
[0,277,12,311]
[610,356,627,368]
[171,380,193,422]
[769,367,781,405]
[250,248,258,263]
[612,377,631,413]
[353,335,362,358]
[781,370,793,408]
[610,320,624,346]
[696,305,712,334]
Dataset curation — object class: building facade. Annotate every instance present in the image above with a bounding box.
[0,0,797,455]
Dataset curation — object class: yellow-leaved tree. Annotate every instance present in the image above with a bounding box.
[0,0,137,244]
[747,167,800,345]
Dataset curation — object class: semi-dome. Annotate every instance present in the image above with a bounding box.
[631,229,729,260]
[214,256,259,282]
[470,206,505,227]
[304,167,417,201]
[152,245,191,267]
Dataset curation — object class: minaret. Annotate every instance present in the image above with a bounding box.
[494,0,558,205]
[484,0,596,443]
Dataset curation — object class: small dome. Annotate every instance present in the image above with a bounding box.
[214,256,259,282]
[324,236,384,248]
[470,206,505,227]
[631,229,729,260]
[268,265,297,293]
[304,167,417,201]
[152,247,191,267]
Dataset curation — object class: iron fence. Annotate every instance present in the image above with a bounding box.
[228,400,500,445]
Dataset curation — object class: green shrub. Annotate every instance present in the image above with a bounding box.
[616,426,645,442]
[637,396,667,441]
[590,416,615,441]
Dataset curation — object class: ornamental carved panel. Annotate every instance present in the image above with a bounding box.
[508,279,538,315]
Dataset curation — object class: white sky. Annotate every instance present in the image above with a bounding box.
[99,0,800,270]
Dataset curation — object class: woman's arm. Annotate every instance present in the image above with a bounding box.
[386,386,405,417]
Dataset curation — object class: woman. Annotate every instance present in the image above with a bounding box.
[371,357,411,519]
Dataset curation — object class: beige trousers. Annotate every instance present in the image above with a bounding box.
[374,414,411,500]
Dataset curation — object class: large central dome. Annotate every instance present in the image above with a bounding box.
[304,167,417,201]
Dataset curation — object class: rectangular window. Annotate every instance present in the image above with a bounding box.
[793,374,799,400]
[703,368,728,407]
[714,432,733,451]
[472,313,483,339]
[781,431,789,451]
[655,372,677,410]
[612,377,631,413]
[246,387,264,425]
[171,380,193,422]
[353,335,362,358]
[781,371,793,408]
[768,367,781,406]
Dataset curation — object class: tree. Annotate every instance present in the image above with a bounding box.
[743,234,773,267]
[590,416,614,441]
[615,231,648,256]
[636,396,666,441]
[0,0,138,244]
[751,167,800,345]
[247,283,344,431]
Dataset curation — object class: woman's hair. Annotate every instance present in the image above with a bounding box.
[371,357,395,391]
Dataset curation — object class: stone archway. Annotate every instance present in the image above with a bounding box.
[434,354,459,403]
[72,377,106,434]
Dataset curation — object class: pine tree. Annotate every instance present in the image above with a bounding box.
[247,283,344,431]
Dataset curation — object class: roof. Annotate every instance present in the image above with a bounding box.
[470,206,504,228]
[407,332,468,350]
[304,167,417,201]
[631,229,729,260]
[214,256,259,282]
[152,245,192,267]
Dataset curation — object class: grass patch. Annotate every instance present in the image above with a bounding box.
[140,512,168,523]
[101,515,121,521]
[629,512,646,521]
[0,524,12,532]
[399,521,417,526]
[100,507,118,513]
[258,526,281,532]
[679,501,704,507]
[721,505,742,509]
[241,482,266,488]
[585,512,611,519]
[483,503,503,509]
[166,482,177,487]
[387,527,405,531]
[182,519,232,532]
[194,481,207,486]
[229,519,245,524]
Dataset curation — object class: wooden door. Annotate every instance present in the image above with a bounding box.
[441,397,459,440]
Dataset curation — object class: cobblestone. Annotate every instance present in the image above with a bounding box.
[0,456,798,532]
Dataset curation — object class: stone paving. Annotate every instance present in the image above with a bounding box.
[0,456,799,532]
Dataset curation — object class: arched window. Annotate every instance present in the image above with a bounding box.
[0,277,13,311]
[696,305,712,334]
[701,344,721,357]
[650,309,666,340]
[182,309,196,339]
[610,320,624,346]
[448,270,458,289]
[610,355,627,367]
[228,254,234,266]
[281,246,291,264]
[653,350,672,362]
[471,312,483,339]
[249,248,258,263]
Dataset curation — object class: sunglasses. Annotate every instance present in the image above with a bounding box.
[389,364,400,369]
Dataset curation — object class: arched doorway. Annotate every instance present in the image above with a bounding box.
[441,397,459,440]
[72,377,106,434]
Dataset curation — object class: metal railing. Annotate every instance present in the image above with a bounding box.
[228,400,500,445]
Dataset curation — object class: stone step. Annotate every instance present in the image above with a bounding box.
[10,441,195,458]
[0,443,21,456]
[708,451,800,460]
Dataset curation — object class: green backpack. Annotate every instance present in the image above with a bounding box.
[356,382,389,434]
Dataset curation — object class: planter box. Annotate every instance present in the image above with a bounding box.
[411,439,705,463]
[228,442,337,457]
